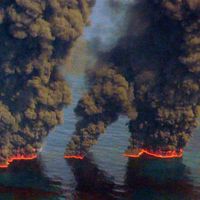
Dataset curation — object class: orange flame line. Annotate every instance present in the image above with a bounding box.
[0,154,37,169]
[123,149,183,159]
[0,164,9,169]
[64,155,84,160]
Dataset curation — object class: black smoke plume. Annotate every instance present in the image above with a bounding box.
[0,0,94,165]
[66,66,137,155]
[65,0,200,157]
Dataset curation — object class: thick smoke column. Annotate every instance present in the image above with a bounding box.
[65,66,137,156]
[65,0,200,158]
[0,0,94,166]
[126,0,200,155]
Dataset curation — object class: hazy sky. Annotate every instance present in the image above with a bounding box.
[83,0,126,51]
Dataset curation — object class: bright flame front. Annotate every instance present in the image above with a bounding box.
[124,149,183,159]
[0,154,37,169]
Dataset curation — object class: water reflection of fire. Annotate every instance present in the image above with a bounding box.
[123,149,183,159]
[0,154,37,169]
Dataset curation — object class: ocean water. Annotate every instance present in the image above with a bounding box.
[0,74,200,200]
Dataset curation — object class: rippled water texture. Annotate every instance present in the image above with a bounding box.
[0,74,199,200]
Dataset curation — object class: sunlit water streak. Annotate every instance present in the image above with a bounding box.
[0,74,199,200]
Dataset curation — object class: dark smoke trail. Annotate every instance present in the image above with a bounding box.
[0,0,94,165]
[126,0,200,154]
[65,0,200,158]
[65,66,137,155]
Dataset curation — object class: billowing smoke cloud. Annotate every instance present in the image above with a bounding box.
[0,0,94,165]
[126,0,200,153]
[66,66,137,155]
[65,0,200,157]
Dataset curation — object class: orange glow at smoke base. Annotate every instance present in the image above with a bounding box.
[0,148,183,168]
[64,155,84,160]
[64,149,183,160]
[0,154,37,169]
[123,149,183,159]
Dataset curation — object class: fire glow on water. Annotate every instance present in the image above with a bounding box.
[0,154,37,169]
[123,149,183,159]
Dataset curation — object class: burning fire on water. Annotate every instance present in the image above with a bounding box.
[0,149,37,169]
[0,149,183,168]
[0,154,37,169]
[64,155,84,160]
[64,149,183,160]
[123,149,183,159]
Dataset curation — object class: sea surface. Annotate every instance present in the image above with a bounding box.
[0,74,200,200]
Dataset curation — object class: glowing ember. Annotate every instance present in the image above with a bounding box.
[0,154,37,169]
[123,149,183,159]
[64,155,84,160]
